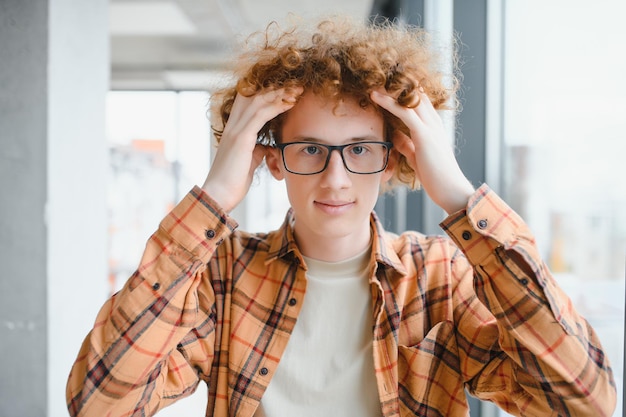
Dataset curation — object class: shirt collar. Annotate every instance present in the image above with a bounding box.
[265,210,408,277]
[369,211,408,275]
[265,208,302,266]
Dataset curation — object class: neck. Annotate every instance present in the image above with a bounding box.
[293,219,372,262]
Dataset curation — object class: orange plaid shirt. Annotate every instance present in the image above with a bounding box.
[67,184,616,416]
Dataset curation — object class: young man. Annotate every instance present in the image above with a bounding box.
[67,16,616,417]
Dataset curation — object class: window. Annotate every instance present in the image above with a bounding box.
[106,91,212,293]
[500,1,626,415]
[105,90,290,416]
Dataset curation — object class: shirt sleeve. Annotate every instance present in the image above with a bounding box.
[440,184,617,416]
[66,186,238,417]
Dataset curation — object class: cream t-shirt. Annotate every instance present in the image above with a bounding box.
[254,246,382,417]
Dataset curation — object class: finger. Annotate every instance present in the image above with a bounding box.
[413,91,441,124]
[370,90,424,128]
[371,89,441,124]
[255,86,304,116]
[226,87,303,141]
[391,130,416,168]
[250,144,268,172]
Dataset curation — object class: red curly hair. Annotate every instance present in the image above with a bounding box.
[210,15,459,189]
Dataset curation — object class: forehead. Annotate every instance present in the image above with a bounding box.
[281,92,384,143]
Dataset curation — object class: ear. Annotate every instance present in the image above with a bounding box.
[265,147,285,181]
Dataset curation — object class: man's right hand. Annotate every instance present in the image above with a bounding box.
[202,87,303,212]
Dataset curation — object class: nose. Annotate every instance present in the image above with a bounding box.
[319,149,352,189]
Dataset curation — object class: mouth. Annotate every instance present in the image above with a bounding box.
[314,200,354,214]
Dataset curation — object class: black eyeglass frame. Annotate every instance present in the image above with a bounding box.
[274,141,394,175]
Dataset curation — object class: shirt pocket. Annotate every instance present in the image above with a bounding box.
[397,320,466,414]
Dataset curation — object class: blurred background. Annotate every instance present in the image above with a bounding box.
[1,0,624,416]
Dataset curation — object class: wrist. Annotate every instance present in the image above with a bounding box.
[201,179,237,213]
[440,182,474,214]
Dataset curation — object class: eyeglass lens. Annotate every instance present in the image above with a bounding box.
[281,142,390,175]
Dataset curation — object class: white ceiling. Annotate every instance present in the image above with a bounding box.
[110,0,374,90]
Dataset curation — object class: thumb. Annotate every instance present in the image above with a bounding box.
[249,144,268,176]
[392,130,417,172]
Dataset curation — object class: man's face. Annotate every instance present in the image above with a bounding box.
[266,92,395,258]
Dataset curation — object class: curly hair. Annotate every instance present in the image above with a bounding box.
[210,15,460,190]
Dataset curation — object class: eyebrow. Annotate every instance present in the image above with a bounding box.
[288,135,383,144]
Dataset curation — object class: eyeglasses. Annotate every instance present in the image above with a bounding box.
[274,141,393,175]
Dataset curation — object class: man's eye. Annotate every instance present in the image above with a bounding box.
[304,145,321,155]
[350,145,368,155]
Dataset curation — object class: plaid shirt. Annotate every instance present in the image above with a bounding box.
[67,184,616,417]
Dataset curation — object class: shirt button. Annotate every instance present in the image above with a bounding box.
[462,231,472,241]
[259,367,269,376]
[152,282,161,291]
[288,298,297,306]
[477,219,488,229]
[519,278,529,285]
[205,229,216,239]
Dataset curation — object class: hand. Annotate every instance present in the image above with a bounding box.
[202,87,303,212]
[370,90,474,214]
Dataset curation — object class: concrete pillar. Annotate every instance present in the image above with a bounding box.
[0,1,109,416]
